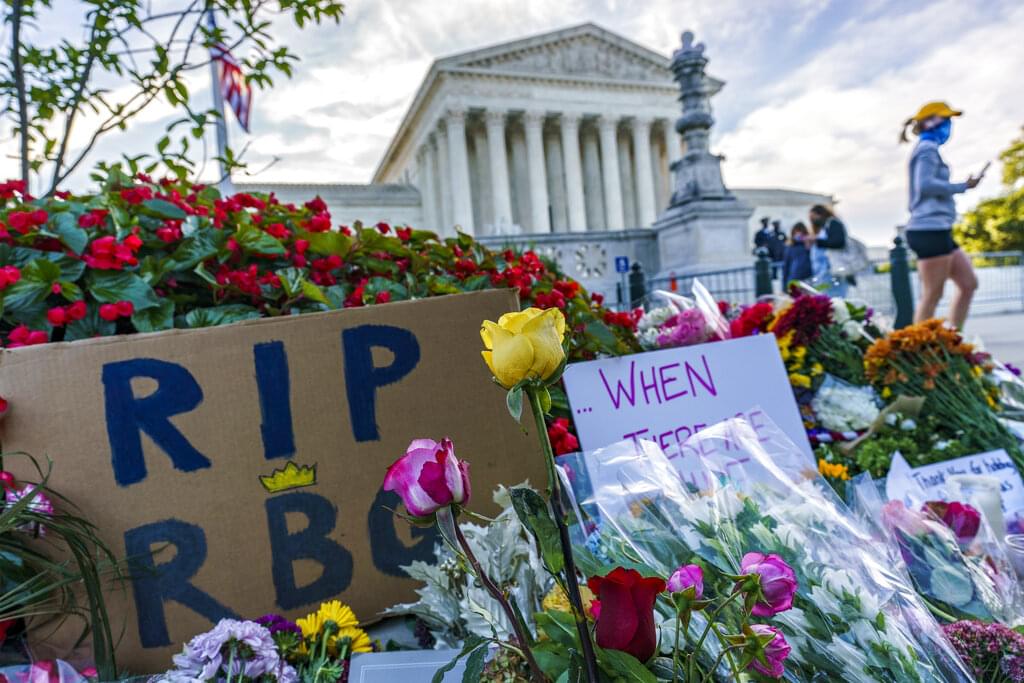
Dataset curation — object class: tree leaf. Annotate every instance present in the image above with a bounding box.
[506,386,523,422]
[141,199,187,220]
[85,270,161,311]
[510,487,565,576]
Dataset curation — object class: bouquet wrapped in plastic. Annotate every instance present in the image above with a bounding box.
[561,414,972,682]
[849,474,1024,627]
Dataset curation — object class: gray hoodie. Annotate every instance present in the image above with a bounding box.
[907,139,967,230]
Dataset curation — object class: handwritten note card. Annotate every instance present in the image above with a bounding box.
[562,334,813,480]
[886,449,1024,533]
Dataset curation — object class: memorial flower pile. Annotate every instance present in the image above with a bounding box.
[942,620,1024,682]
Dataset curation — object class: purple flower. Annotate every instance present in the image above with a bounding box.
[1006,362,1021,377]
[256,613,302,636]
[666,564,703,599]
[739,552,797,617]
[162,619,297,683]
[747,624,791,678]
[944,620,1024,682]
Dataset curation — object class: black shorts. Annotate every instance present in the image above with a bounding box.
[906,229,958,259]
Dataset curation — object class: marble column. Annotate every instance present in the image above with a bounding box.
[631,117,657,226]
[560,113,586,232]
[434,124,453,232]
[445,108,474,233]
[417,142,437,230]
[469,124,489,234]
[581,124,605,230]
[544,127,567,232]
[652,119,670,214]
[523,111,551,233]
[597,115,625,230]
[617,130,636,227]
[484,110,513,233]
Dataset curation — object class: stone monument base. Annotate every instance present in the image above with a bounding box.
[652,197,753,276]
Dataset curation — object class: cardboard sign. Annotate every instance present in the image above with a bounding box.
[0,290,544,673]
[561,334,813,482]
[347,650,468,682]
[886,450,1024,533]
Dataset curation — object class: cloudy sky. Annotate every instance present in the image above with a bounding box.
[8,0,1024,245]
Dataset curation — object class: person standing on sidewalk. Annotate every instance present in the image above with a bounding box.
[901,101,985,328]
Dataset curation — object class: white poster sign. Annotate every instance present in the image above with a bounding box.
[347,650,466,682]
[886,450,1024,534]
[562,335,813,475]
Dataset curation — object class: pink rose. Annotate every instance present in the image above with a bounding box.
[667,563,704,599]
[383,438,470,517]
[747,624,791,678]
[881,499,930,536]
[740,552,797,617]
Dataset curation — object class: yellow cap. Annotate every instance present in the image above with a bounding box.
[910,101,962,122]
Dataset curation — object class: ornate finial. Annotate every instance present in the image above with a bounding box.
[681,31,694,49]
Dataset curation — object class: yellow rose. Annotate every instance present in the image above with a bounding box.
[481,307,567,389]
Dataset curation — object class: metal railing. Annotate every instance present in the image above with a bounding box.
[625,244,1024,327]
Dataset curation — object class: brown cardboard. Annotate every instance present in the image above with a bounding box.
[0,290,544,673]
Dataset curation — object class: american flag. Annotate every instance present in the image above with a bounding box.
[210,41,252,132]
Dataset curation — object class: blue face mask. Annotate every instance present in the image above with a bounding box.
[920,118,952,145]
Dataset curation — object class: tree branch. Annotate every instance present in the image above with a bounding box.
[10,0,29,186]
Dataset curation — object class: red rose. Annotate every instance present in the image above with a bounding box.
[547,418,579,455]
[587,568,665,662]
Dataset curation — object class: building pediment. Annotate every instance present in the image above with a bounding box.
[430,23,684,85]
[442,27,671,84]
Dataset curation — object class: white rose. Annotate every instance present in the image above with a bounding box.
[842,319,864,339]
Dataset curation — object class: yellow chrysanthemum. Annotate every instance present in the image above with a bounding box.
[336,625,373,654]
[818,459,850,481]
[296,600,363,654]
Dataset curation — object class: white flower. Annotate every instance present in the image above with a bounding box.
[850,620,880,649]
[774,522,807,549]
[831,298,851,323]
[637,306,674,331]
[842,319,865,339]
[809,585,842,616]
[900,418,917,431]
[812,384,880,432]
[935,440,950,451]
[885,412,899,426]
[821,567,858,597]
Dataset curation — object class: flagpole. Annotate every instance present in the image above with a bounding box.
[206,10,234,194]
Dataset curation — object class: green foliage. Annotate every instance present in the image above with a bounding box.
[1,0,346,193]
[510,487,565,577]
[955,126,1024,252]
[0,453,122,679]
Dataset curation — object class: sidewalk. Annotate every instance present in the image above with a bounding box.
[964,311,1024,368]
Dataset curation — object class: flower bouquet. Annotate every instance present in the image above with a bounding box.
[635,290,717,351]
[943,620,1024,682]
[864,319,1021,464]
[848,474,1024,626]
[562,414,973,682]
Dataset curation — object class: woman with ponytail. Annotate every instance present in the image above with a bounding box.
[901,101,985,328]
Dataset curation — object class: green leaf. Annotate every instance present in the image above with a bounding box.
[65,306,116,341]
[300,280,333,307]
[431,634,487,683]
[506,386,524,422]
[183,304,261,328]
[51,212,88,254]
[131,298,175,332]
[461,646,488,683]
[583,320,620,353]
[275,267,306,297]
[167,231,222,270]
[597,648,657,683]
[510,487,565,576]
[22,258,61,283]
[141,199,187,220]
[533,643,571,680]
[86,270,161,311]
[302,230,352,257]
[234,225,285,255]
[535,610,577,649]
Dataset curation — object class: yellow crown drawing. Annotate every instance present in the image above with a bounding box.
[259,461,317,493]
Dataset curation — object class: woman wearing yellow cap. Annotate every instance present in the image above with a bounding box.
[901,101,985,328]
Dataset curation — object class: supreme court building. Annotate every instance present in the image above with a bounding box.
[241,24,831,296]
